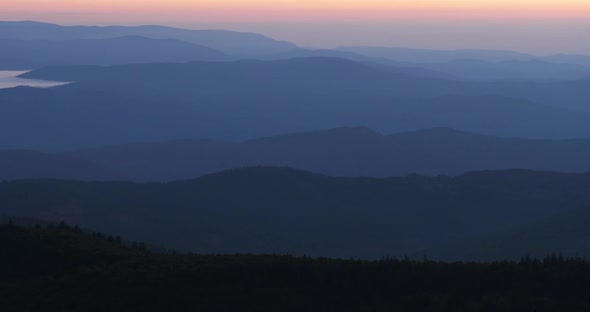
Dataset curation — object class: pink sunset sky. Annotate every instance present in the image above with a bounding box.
[2,0,590,54]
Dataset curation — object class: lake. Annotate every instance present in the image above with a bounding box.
[0,70,70,89]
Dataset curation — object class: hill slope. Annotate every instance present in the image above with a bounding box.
[0,150,114,181]
[3,223,590,311]
[427,206,590,261]
[64,127,590,181]
[0,36,227,69]
[2,167,590,259]
[4,59,590,149]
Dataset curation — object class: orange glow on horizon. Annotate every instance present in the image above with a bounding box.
[6,0,590,9]
[2,0,590,55]
[4,0,590,22]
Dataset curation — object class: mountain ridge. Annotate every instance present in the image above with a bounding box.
[0,21,298,57]
[3,126,590,182]
[2,166,590,259]
[0,36,227,69]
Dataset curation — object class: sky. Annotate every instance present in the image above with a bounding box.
[2,0,590,54]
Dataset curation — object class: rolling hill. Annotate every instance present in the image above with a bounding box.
[2,167,590,259]
[64,127,590,181]
[401,59,590,81]
[336,46,590,81]
[0,36,227,69]
[0,149,114,181]
[4,58,590,150]
[428,206,590,261]
[3,223,590,311]
[0,21,297,57]
[5,125,590,182]
[337,46,590,68]
[336,46,537,63]
[21,57,590,111]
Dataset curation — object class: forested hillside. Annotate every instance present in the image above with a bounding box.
[2,223,590,312]
[2,167,590,260]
